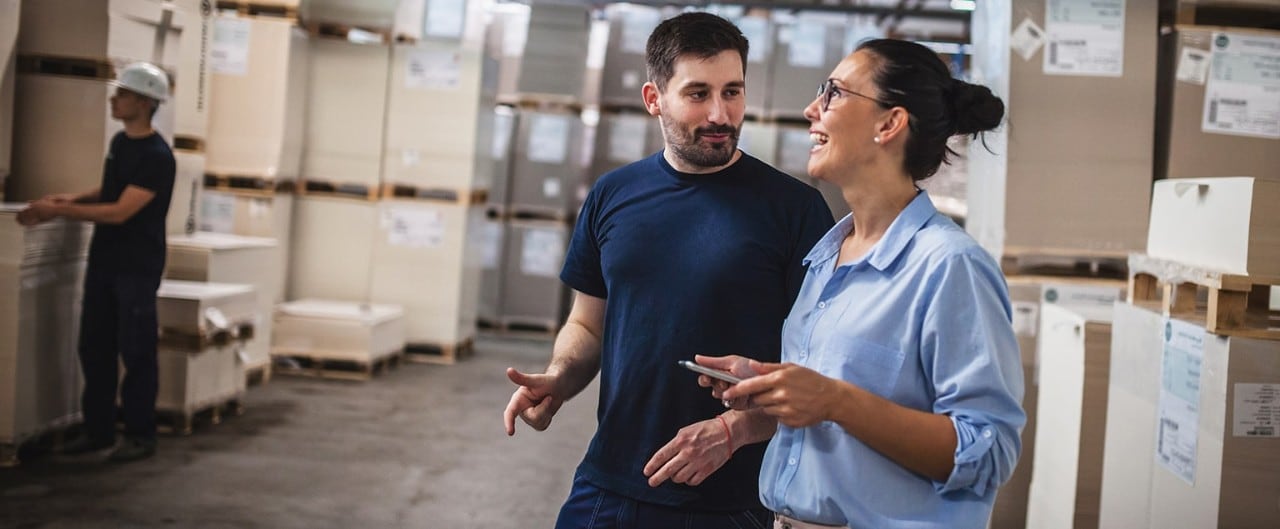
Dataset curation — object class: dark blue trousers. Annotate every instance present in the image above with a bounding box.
[77,268,161,443]
[555,473,772,529]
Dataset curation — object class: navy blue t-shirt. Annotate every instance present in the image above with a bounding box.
[88,131,175,276]
[560,151,834,510]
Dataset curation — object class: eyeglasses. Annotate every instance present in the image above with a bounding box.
[816,79,890,112]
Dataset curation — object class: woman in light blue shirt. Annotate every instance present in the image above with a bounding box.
[694,39,1025,529]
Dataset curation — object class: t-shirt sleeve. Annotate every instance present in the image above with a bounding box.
[128,145,175,193]
[785,188,836,302]
[559,186,607,299]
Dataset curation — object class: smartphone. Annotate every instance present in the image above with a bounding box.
[678,360,743,385]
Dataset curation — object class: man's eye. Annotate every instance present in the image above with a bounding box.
[688,91,708,100]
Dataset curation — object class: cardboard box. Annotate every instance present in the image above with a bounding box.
[9,75,122,201]
[1026,302,1114,529]
[171,0,212,140]
[597,4,661,108]
[368,200,483,345]
[288,196,377,302]
[500,219,568,326]
[477,215,506,325]
[509,110,585,215]
[513,2,589,100]
[168,150,203,236]
[736,12,773,118]
[1099,301,1280,529]
[155,343,241,416]
[302,39,390,187]
[382,40,494,192]
[590,111,664,179]
[1157,27,1280,181]
[205,15,308,179]
[995,276,1125,529]
[488,105,517,209]
[1147,177,1280,277]
[199,191,292,303]
[273,299,406,363]
[768,13,846,119]
[301,0,399,31]
[968,0,1156,261]
[157,279,257,338]
[18,0,186,70]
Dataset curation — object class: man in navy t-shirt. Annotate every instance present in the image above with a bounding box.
[502,13,833,528]
[17,63,175,463]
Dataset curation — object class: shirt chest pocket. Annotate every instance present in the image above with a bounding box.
[819,334,906,399]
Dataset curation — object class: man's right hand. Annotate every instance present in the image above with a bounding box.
[45,193,81,204]
[503,367,564,435]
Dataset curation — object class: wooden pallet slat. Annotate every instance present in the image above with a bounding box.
[271,351,403,381]
[1127,253,1280,339]
[297,179,380,201]
[405,338,475,365]
[215,0,299,20]
[379,183,489,206]
[158,322,255,350]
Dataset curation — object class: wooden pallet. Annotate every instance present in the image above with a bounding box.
[1001,248,1129,279]
[174,135,206,154]
[486,317,560,340]
[215,0,298,20]
[245,362,273,388]
[496,94,584,114]
[158,322,255,350]
[296,179,380,201]
[157,398,245,436]
[203,173,296,196]
[1128,253,1280,340]
[1171,0,1280,27]
[17,54,115,80]
[405,338,475,365]
[271,351,403,381]
[510,207,575,223]
[306,22,392,44]
[380,183,489,205]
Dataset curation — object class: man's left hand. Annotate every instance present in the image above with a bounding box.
[642,417,732,488]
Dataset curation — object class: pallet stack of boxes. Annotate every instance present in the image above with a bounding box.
[1095,6,1280,528]
[167,0,213,237]
[0,206,92,465]
[970,1,1157,527]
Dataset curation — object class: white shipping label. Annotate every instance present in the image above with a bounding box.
[480,221,503,270]
[1043,0,1125,77]
[1202,32,1280,139]
[1176,48,1211,85]
[384,206,445,249]
[528,115,571,164]
[738,17,771,63]
[1233,383,1279,438]
[1011,301,1040,337]
[248,197,270,220]
[543,178,561,198]
[406,49,461,90]
[199,192,235,233]
[608,115,649,162]
[1156,318,1206,485]
[520,228,565,278]
[779,129,813,175]
[1041,284,1122,307]
[788,24,826,68]
[424,0,466,40]
[210,17,251,76]
[1010,18,1046,62]
[621,9,662,55]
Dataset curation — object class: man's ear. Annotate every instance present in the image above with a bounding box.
[642,82,662,117]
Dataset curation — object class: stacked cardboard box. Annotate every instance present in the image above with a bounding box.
[589,111,663,181]
[500,220,569,330]
[476,211,506,327]
[506,2,589,101]
[302,38,390,190]
[164,232,279,378]
[768,12,845,120]
[9,0,186,201]
[597,4,662,108]
[199,191,293,303]
[166,0,214,236]
[155,280,257,417]
[288,196,377,302]
[0,205,92,463]
[272,299,406,365]
[968,0,1156,263]
[509,109,586,218]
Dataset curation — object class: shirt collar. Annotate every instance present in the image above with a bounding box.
[802,190,939,271]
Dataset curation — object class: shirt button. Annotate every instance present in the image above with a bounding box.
[983,429,993,439]
[817,301,826,309]
[788,457,797,465]
[783,508,793,516]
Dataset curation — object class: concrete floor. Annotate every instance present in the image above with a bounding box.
[0,337,598,528]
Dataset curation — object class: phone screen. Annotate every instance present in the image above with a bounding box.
[678,360,743,385]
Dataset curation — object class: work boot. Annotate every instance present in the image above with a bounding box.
[107,436,156,463]
[57,435,114,455]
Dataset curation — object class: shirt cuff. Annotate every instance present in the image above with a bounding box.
[936,416,996,495]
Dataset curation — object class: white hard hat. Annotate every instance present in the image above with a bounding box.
[112,62,170,102]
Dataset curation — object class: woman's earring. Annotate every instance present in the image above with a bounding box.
[873,136,881,144]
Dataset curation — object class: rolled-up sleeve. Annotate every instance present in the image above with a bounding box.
[920,252,1026,496]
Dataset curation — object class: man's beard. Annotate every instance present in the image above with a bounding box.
[662,120,740,169]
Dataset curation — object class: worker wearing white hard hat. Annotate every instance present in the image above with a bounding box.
[17,62,177,463]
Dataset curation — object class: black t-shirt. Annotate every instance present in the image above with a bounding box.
[88,131,175,276]
[561,151,834,510]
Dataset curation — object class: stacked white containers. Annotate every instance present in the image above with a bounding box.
[0,206,92,465]
[167,0,214,237]
[9,0,184,201]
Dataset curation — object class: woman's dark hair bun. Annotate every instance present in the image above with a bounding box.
[952,81,1004,136]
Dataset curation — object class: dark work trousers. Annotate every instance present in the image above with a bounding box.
[555,473,773,529]
[77,267,162,443]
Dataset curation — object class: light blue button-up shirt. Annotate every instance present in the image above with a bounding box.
[759,190,1025,528]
